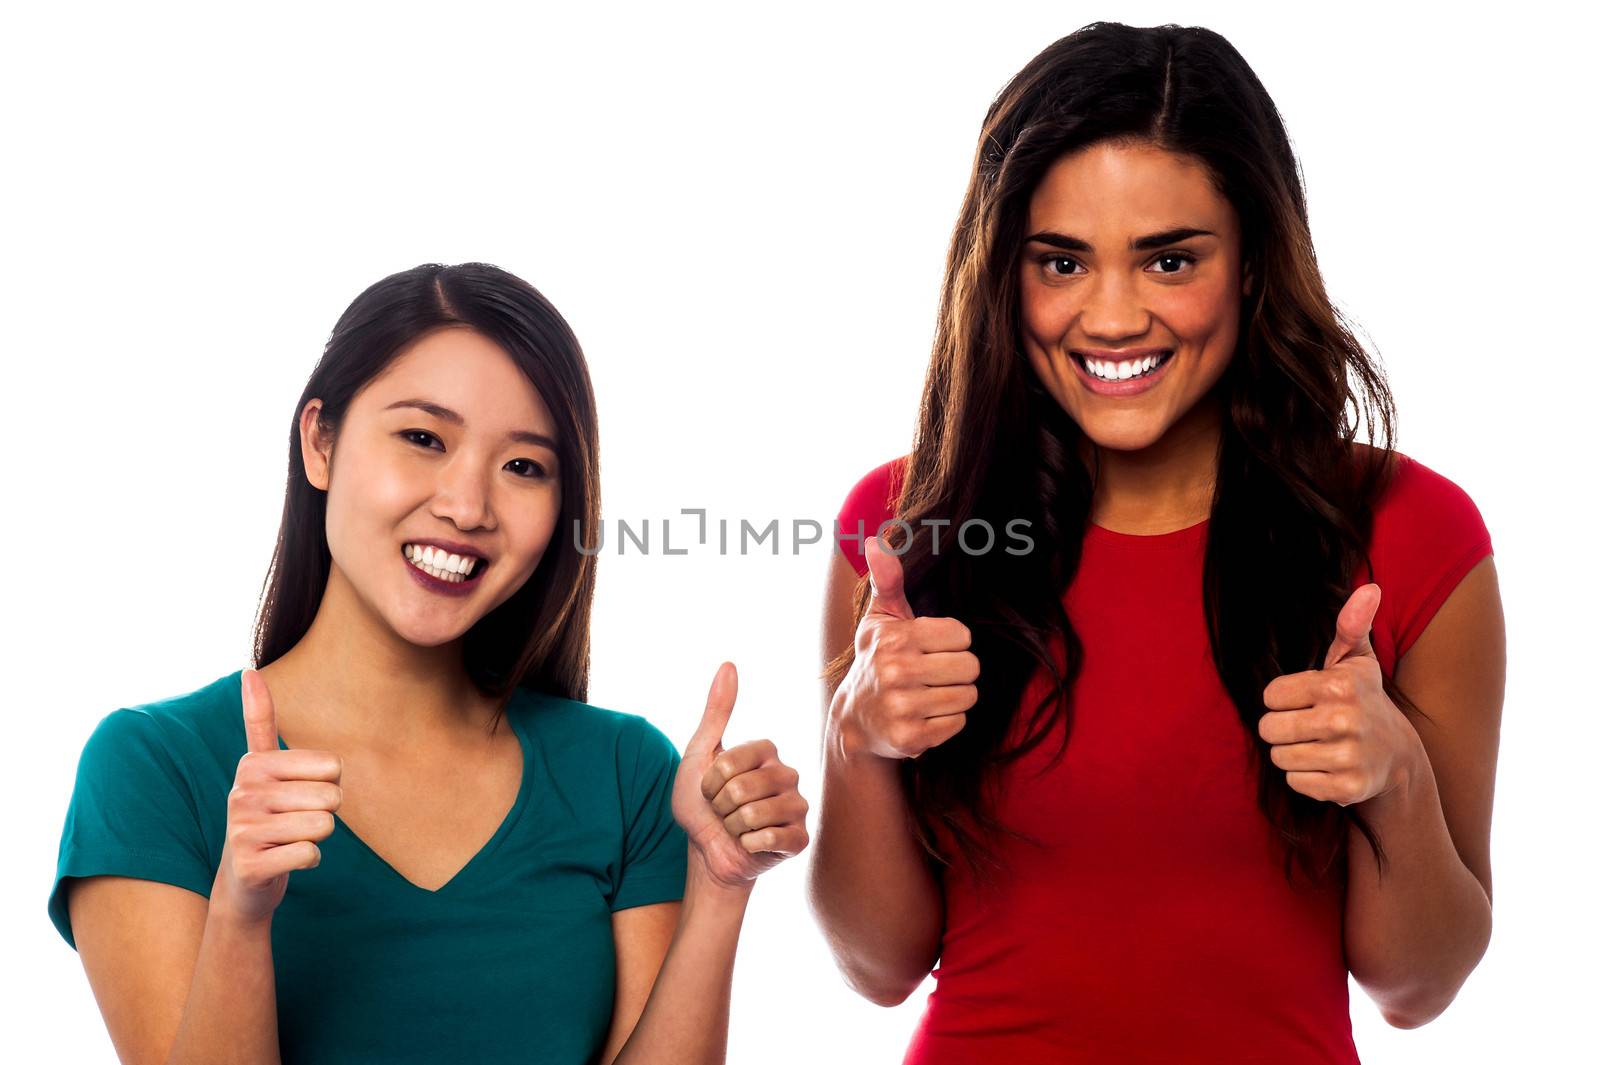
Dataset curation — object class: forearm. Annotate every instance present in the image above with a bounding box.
[1344,745,1492,1028]
[165,907,280,1065]
[613,859,751,1065]
[807,713,943,1005]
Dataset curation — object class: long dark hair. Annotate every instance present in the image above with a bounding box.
[251,263,601,714]
[827,22,1423,886]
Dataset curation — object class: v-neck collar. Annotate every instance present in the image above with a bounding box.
[274,686,537,897]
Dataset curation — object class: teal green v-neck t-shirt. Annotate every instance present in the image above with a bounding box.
[48,669,689,1064]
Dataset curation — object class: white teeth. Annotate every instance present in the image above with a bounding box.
[402,544,481,584]
[1084,352,1168,382]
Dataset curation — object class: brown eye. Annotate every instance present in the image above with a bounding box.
[507,459,549,480]
[1150,253,1197,275]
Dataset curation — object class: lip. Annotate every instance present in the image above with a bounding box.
[403,537,491,564]
[1070,348,1175,397]
[402,547,484,598]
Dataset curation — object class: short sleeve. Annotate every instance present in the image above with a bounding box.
[609,716,688,912]
[1366,453,1495,665]
[48,709,215,950]
[835,456,908,577]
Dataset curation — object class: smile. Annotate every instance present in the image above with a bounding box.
[1070,349,1174,396]
[402,543,487,586]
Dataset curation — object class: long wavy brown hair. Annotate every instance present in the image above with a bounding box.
[251,263,601,719]
[826,22,1425,887]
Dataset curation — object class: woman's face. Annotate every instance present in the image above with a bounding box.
[302,326,563,648]
[1018,140,1250,453]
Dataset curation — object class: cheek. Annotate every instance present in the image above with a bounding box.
[508,487,565,573]
[324,450,422,553]
[1018,274,1072,342]
[1157,275,1240,349]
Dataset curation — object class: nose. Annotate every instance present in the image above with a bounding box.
[430,451,496,532]
[1077,270,1152,344]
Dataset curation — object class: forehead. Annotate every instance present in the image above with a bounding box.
[360,326,557,433]
[1026,141,1236,236]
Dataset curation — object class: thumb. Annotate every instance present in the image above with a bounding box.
[865,536,916,621]
[241,668,280,754]
[1324,583,1380,669]
[687,661,737,755]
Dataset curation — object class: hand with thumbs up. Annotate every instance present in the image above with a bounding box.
[213,668,344,926]
[1258,583,1425,808]
[830,536,980,761]
[672,662,810,890]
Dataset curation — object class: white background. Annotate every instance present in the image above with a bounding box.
[4,1,1596,1061]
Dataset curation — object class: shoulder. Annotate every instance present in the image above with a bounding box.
[79,669,246,772]
[834,455,911,576]
[1366,446,1491,539]
[1357,445,1495,664]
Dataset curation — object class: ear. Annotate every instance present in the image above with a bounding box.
[299,399,333,491]
[1242,260,1255,298]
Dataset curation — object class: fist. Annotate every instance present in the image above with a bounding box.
[831,536,979,759]
[672,662,809,889]
[1258,583,1423,808]
[215,668,343,925]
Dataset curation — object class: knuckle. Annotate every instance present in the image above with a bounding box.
[1326,710,1352,735]
[1325,675,1355,702]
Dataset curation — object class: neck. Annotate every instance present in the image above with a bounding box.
[1080,391,1223,534]
[260,565,498,751]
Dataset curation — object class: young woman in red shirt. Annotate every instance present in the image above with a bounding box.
[810,22,1503,1064]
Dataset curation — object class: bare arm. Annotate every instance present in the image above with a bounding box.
[1343,557,1503,1027]
[598,902,678,1065]
[609,662,810,1064]
[67,875,281,1065]
[610,865,754,1064]
[806,547,948,1005]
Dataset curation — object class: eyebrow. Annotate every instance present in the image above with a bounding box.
[1023,227,1217,252]
[383,399,558,450]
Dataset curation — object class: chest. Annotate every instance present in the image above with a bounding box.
[991,544,1265,859]
[330,725,526,893]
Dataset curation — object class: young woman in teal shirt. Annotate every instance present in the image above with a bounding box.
[48,262,810,1064]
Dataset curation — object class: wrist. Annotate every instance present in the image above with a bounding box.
[205,899,275,938]
[1364,731,1433,824]
[684,851,755,910]
[826,690,882,765]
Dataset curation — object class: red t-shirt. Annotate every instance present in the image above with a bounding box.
[834,450,1493,1065]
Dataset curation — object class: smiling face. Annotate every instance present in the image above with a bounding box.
[301,326,563,649]
[1018,139,1250,455]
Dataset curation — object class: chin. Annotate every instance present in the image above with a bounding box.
[1078,419,1171,454]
